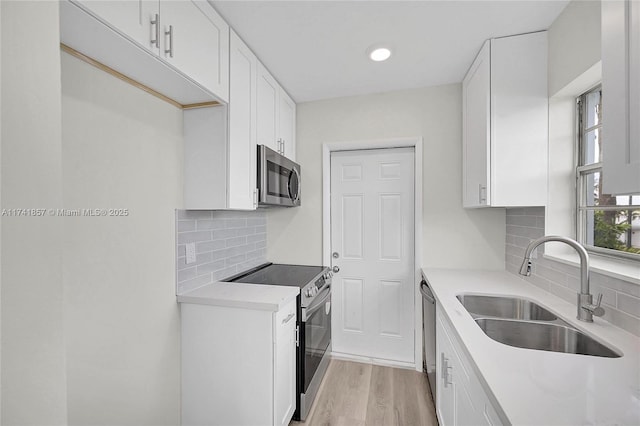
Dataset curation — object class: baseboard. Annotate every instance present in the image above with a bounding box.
[330,351,417,370]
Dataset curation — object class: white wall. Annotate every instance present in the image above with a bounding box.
[267,84,506,270]
[548,0,601,96]
[1,2,68,424]
[61,52,183,425]
[1,1,3,420]
[546,0,601,254]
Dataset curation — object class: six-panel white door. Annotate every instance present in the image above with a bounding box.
[330,148,415,363]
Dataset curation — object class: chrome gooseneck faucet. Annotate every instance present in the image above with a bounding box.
[519,235,605,322]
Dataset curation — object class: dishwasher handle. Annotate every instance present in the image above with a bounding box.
[420,279,435,304]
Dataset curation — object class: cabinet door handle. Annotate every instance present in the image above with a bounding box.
[441,353,453,387]
[282,139,286,155]
[150,14,160,48]
[165,25,174,58]
[282,313,295,324]
[478,184,487,205]
[253,189,258,208]
[445,364,453,386]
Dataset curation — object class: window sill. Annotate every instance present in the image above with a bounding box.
[543,252,640,285]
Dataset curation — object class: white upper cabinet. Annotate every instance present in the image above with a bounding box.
[72,0,160,54]
[61,0,229,104]
[159,0,229,102]
[463,41,491,208]
[183,31,260,210]
[257,63,280,153]
[257,63,297,160]
[228,30,258,210]
[602,0,640,195]
[462,31,548,208]
[183,106,229,210]
[279,90,297,160]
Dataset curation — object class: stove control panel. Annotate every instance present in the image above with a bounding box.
[301,268,332,307]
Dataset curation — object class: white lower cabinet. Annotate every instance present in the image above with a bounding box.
[436,306,502,426]
[274,302,297,426]
[181,299,297,426]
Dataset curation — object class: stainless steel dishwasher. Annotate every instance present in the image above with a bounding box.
[420,274,436,399]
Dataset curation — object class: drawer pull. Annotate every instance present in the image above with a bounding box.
[282,313,295,324]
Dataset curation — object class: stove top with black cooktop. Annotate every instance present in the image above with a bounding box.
[224,263,327,288]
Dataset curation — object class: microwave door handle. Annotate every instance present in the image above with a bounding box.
[288,168,300,204]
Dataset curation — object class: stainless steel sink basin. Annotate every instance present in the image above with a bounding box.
[456,294,558,321]
[455,293,621,358]
[475,318,621,358]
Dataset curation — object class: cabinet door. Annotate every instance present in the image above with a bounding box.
[274,301,296,426]
[228,30,258,210]
[602,0,640,195]
[73,0,160,54]
[257,63,280,152]
[437,350,456,425]
[437,310,495,426]
[159,0,229,102]
[462,41,491,208]
[456,382,482,426]
[490,32,548,207]
[279,90,296,160]
[436,313,457,425]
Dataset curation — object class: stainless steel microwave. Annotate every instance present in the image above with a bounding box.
[257,145,301,207]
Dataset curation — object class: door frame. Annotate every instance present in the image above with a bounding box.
[322,137,423,371]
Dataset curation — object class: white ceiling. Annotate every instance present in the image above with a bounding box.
[212,1,569,103]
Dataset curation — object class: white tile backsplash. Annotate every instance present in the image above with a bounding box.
[175,210,267,294]
[505,207,640,336]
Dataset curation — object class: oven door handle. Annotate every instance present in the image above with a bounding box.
[303,286,331,320]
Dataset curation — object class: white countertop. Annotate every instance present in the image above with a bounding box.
[423,268,640,426]
[177,282,299,311]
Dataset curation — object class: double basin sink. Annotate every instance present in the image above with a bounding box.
[456,294,621,358]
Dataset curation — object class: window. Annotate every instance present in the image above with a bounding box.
[576,86,640,260]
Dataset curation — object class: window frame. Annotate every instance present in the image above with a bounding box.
[575,85,640,262]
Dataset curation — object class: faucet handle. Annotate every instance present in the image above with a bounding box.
[590,293,605,317]
[594,293,605,316]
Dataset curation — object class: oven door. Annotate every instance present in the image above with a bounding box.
[301,286,331,393]
[258,145,301,207]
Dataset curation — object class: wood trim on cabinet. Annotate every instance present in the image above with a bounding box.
[182,102,223,110]
[60,44,220,110]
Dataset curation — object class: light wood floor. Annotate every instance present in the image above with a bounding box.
[290,359,438,426]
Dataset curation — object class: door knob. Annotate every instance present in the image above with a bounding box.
[332,266,340,273]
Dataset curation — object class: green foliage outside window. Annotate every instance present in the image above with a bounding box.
[594,210,640,254]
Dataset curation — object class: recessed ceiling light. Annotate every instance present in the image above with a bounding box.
[368,46,392,62]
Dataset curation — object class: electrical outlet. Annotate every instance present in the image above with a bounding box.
[186,243,197,264]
